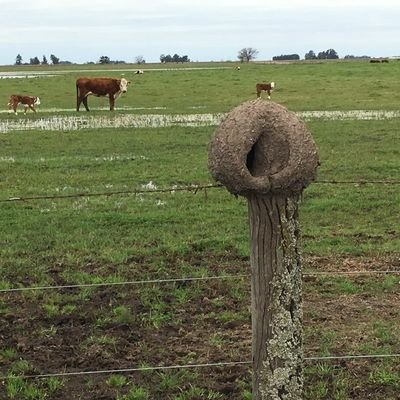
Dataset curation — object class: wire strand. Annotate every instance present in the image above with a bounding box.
[1,179,399,203]
[0,274,249,293]
[3,354,400,380]
[1,270,399,294]
[0,183,222,203]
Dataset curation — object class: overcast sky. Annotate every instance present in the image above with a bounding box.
[0,0,399,65]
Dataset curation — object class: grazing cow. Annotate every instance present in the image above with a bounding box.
[76,77,130,111]
[369,59,381,63]
[135,69,144,74]
[256,82,275,99]
[8,95,40,115]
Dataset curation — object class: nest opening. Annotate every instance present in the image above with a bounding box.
[246,143,257,176]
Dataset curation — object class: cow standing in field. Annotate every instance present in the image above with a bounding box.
[76,77,130,111]
[8,95,40,115]
[256,82,275,99]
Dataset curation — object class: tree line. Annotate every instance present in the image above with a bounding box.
[15,54,62,65]
[159,54,190,63]
[14,53,192,65]
[14,47,378,66]
[237,48,341,62]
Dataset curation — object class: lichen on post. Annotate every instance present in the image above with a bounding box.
[208,99,319,399]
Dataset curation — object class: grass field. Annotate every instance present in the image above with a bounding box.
[1,60,399,399]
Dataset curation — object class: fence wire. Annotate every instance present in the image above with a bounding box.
[1,270,400,294]
[1,179,400,203]
[2,354,400,380]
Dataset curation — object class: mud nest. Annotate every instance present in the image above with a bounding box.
[208,100,320,196]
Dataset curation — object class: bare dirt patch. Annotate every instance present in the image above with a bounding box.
[1,253,399,399]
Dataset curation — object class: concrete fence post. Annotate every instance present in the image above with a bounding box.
[208,100,320,399]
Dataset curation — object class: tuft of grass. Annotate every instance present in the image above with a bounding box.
[107,374,128,389]
[112,305,134,325]
[118,385,150,400]
[0,347,18,362]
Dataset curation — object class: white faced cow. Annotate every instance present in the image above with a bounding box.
[8,95,41,115]
[76,77,130,111]
[256,82,275,99]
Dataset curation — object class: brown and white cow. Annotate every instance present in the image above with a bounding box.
[256,82,275,99]
[8,95,41,115]
[76,77,130,111]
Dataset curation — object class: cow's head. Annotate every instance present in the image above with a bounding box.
[119,78,130,93]
[270,82,275,89]
[35,97,41,105]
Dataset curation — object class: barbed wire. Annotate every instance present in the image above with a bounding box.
[1,179,399,203]
[1,269,399,294]
[3,354,400,380]
[0,183,221,203]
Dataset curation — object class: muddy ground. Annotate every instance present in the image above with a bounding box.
[1,254,399,399]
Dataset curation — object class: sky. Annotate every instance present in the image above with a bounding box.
[0,0,399,65]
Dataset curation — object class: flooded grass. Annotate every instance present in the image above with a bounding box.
[1,110,400,133]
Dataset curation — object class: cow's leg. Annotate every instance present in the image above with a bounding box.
[77,91,90,112]
[82,97,90,112]
[267,90,271,100]
[109,94,115,111]
[256,91,261,98]
[29,105,36,113]
[76,96,82,112]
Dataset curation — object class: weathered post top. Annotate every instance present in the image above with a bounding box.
[208,99,319,196]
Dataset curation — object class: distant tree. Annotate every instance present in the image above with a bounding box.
[305,50,317,60]
[165,55,173,63]
[99,55,111,64]
[180,55,190,63]
[317,49,339,59]
[135,55,146,64]
[273,54,300,61]
[325,48,339,59]
[160,54,189,63]
[50,54,60,64]
[344,54,371,60]
[238,47,258,63]
[42,55,48,65]
[30,56,40,65]
[15,54,23,65]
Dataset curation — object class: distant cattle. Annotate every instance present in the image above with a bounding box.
[8,95,40,114]
[76,77,130,111]
[135,69,144,74]
[256,82,275,99]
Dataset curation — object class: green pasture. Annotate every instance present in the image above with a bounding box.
[1,61,399,399]
[1,60,400,113]
[1,118,399,284]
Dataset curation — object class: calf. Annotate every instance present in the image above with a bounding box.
[76,77,130,111]
[256,82,275,99]
[8,95,40,115]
